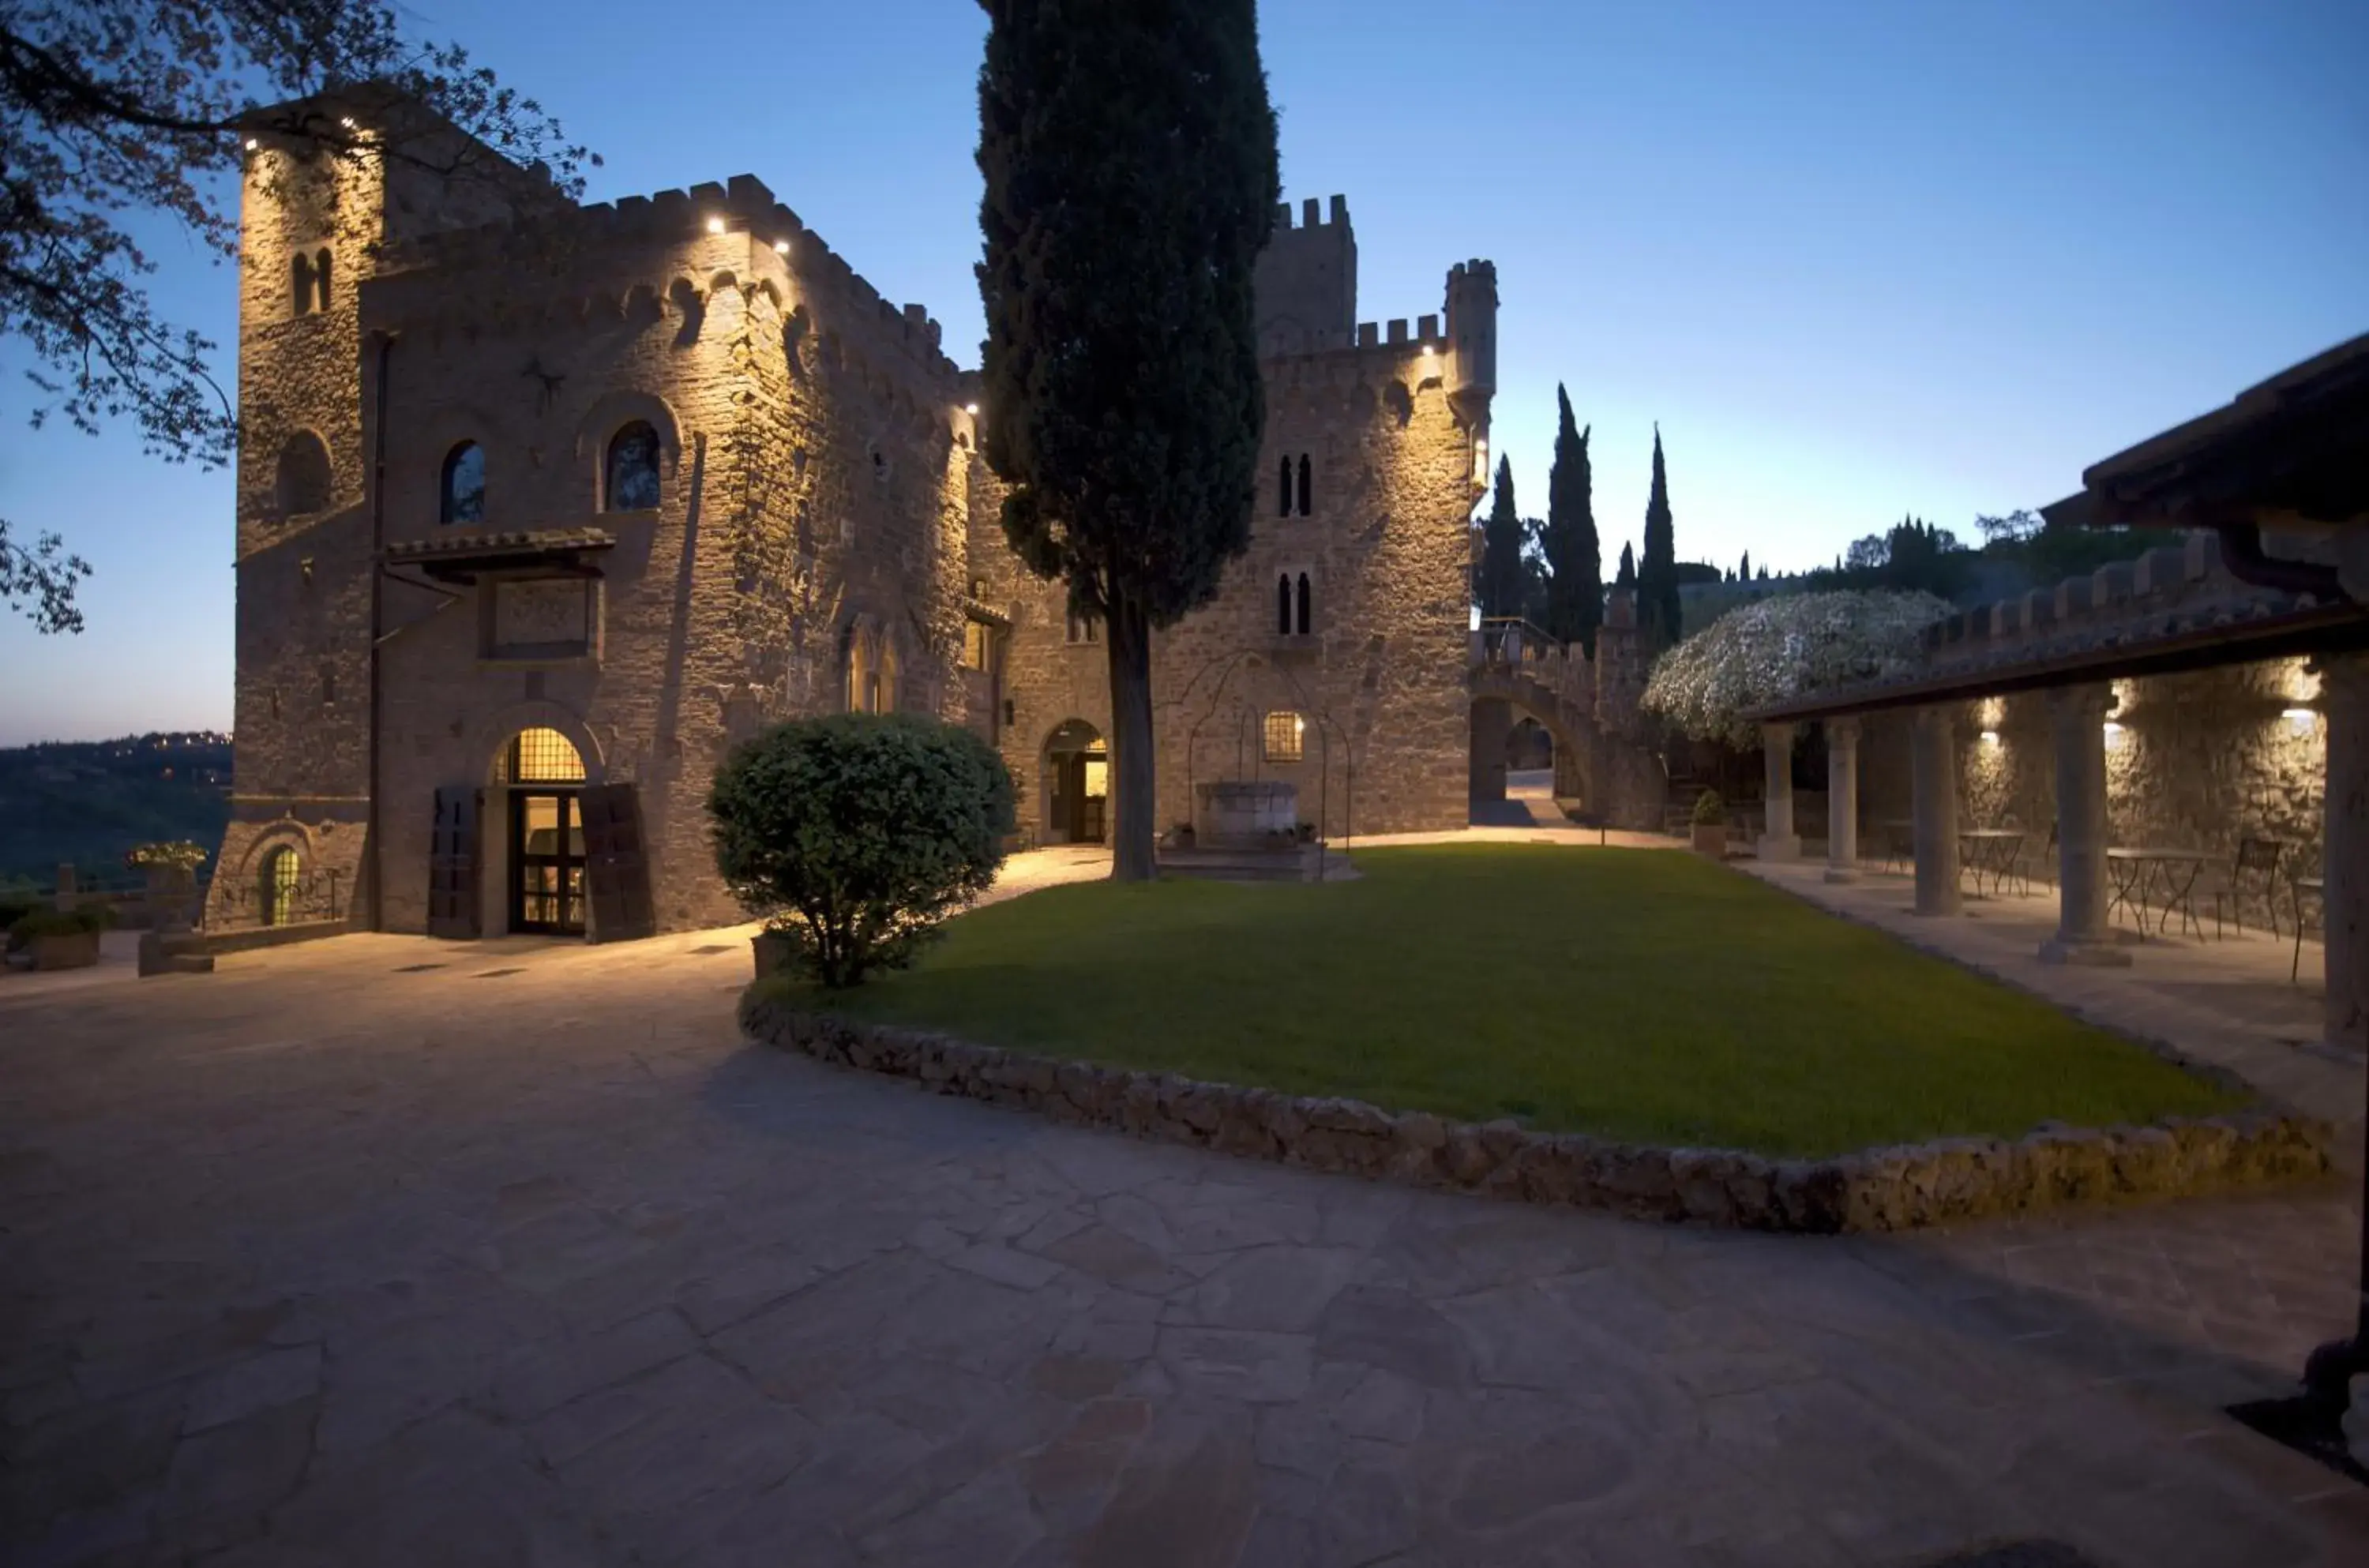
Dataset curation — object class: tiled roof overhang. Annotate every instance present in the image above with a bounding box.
[383,528,616,583]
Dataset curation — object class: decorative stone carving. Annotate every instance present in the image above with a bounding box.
[490,579,593,659]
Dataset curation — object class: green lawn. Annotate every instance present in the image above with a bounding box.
[767,845,2245,1158]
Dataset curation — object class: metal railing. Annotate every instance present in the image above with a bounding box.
[208,868,349,932]
[1474,617,1561,667]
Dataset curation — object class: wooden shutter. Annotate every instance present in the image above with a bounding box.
[580,782,656,943]
[427,786,481,939]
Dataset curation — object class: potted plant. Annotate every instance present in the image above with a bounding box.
[10,905,113,970]
[1690,790,1729,857]
[751,919,802,981]
[1295,820,1317,844]
[1170,821,1196,851]
[127,841,208,930]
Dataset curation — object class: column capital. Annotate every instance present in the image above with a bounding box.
[2046,682,2117,722]
[1759,718,1796,745]
[1826,715,1862,745]
[2315,649,2369,703]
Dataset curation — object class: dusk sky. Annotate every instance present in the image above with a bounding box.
[2,0,2362,745]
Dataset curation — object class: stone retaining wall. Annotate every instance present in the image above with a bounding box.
[739,994,2333,1233]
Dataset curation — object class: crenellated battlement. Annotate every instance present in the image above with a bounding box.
[371,170,967,395]
[1269,193,1350,232]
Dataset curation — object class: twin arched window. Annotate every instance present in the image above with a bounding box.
[1276,571,1312,636]
[1278,454,1313,516]
[291,248,332,317]
[440,442,485,525]
[605,421,663,512]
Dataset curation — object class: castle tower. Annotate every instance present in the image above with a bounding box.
[1253,194,1357,352]
[1445,259,1498,500]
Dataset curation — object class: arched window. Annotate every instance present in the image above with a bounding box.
[497,726,587,782]
[275,431,332,516]
[846,628,873,713]
[1297,454,1312,516]
[1296,572,1312,636]
[261,846,301,927]
[878,636,900,714]
[1276,573,1292,636]
[1278,456,1293,517]
[291,252,314,317]
[605,421,663,512]
[313,247,333,313]
[440,441,486,526]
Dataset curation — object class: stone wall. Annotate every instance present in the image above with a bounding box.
[741,997,2333,1234]
[1842,657,2326,919]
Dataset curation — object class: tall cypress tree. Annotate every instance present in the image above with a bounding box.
[1479,455,1525,619]
[1639,425,1681,650]
[975,0,1279,880]
[1541,384,1601,655]
[1616,541,1635,587]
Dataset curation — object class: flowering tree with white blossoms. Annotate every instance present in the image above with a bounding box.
[1641,590,1950,748]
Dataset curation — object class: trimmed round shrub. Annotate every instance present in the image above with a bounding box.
[1691,789,1727,826]
[708,712,1016,988]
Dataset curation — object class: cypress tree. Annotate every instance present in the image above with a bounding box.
[1739,548,1751,582]
[1639,425,1681,649]
[1479,455,1525,619]
[975,0,1279,880]
[1616,541,1635,587]
[1541,384,1602,655]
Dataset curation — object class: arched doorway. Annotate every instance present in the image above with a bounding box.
[497,726,588,935]
[1042,719,1108,845]
[260,846,302,927]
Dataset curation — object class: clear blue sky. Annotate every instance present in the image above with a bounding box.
[2,0,2361,743]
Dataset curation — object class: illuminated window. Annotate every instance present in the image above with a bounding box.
[963,619,991,670]
[605,421,663,512]
[261,846,301,927]
[1263,710,1305,763]
[440,441,485,525]
[500,726,587,782]
[846,629,872,712]
[878,636,899,714]
[1065,610,1099,645]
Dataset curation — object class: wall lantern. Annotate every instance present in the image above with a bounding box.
[243,137,259,151]
[964,403,980,415]
[2282,707,2318,730]
[706,217,726,235]
[1979,730,2000,747]
[2103,720,2126,745]
[772,239,790,255]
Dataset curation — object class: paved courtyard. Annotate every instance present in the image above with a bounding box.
[5,853,2368,1566]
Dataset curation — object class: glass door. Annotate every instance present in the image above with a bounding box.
[510,791,585,935]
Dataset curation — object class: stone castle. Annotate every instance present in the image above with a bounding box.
[208,92,1659,941]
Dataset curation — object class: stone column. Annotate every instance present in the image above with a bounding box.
[1824,718,1860,883]
[2040,683,2129,966]
[2323,654,2367,1055]
[1911,706,1961,916]
[1759,721,1800,861]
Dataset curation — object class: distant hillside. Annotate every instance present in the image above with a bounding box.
[0,733,232,890]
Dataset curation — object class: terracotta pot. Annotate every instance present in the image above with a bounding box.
[752,931,798,981]
[31,930,101,970]
[1691,823,1728,857]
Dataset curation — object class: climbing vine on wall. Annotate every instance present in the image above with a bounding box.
[1642,590,1949,748]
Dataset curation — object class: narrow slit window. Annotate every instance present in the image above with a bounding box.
[313,247,332,313]
[1278,456,1293,516]
[1276,574,1292,635]
[291,252,313,317]
[1297,454,1312,516]
[1296,572,1312,636]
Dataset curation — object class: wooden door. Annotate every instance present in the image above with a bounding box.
[580,782,656,943]
[427,786,482,940]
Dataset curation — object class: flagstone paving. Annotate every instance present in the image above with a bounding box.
[3,898,2367,1565]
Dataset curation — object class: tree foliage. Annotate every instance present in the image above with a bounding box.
[1638,426,1681,651]
[1476,454,1527,619]
[1615,540,1635,587]
[1539,384,1601,652]
[1641,589,1950,748]
[974,0,1278,880]
[0,0,594,631]
[708,714,1016,989]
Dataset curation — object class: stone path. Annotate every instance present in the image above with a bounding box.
[3,867,2367,1564]
[1740,860,2367,1168]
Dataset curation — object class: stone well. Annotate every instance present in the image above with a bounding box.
[1196,779,1299,848]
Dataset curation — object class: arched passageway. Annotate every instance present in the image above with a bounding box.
[1042,719,1109,845]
